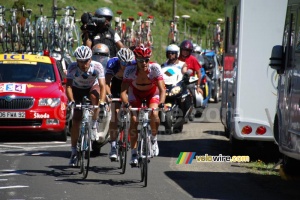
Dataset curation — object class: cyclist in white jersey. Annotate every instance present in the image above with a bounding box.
[66,46,106,166]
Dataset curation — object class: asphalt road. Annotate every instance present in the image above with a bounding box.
[1,103,300,200]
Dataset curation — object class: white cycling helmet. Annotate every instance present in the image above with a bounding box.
[166,44,180,58]
[117,48,135,63]
[74,45,92,60]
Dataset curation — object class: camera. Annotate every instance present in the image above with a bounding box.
[80,12,106,32]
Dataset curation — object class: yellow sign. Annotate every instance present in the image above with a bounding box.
[0,54,51,64]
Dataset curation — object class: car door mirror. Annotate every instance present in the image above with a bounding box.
[269,45,284,74]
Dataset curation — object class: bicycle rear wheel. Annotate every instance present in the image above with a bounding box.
[139,126,149,187]
[79,122,91,179]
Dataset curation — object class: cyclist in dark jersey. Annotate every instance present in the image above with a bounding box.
[105,48,136,161]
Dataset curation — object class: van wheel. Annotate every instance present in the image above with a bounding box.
[273,115,279,143]
[282,155,300,175]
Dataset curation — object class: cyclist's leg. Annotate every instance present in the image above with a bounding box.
[69,87,87,166]
[108,101,120,160]
[89,85,100,141]
[128,95,140,166]
[148,95,160,157]
[109,78,122,159]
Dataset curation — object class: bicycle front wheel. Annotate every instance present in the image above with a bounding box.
[118,127,128,174]
[79,122,91,179]
[140,126,149,187]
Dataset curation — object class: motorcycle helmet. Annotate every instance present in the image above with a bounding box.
[166,44,180,58]
[95,7,113,21]
[180,40,193,57]
[92,43,110,69]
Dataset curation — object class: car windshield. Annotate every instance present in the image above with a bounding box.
[0,63,55,83]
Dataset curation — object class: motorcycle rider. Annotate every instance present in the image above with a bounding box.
[178,40,203,120]
[161,44,187,73]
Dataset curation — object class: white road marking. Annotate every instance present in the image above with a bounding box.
[0,185,29,189]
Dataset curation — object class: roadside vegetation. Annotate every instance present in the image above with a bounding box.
[1,0,224,63]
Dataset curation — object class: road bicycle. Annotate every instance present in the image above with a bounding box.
[20,5,34,53]
[135,12,154,48]
[59,6,80,56]
[68,96,99,179]
[35,4,49,53]
[8,8,21,52]
[124,16,136,48]
[48,6,63,54]
[167,16,180,45]
[114,10,127,45]
[127,100,164,187]
[111,98,130,174]
[0,5,8,52]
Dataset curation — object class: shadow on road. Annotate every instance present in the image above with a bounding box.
[164,170,300,199]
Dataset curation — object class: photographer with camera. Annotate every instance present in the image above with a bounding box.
[81,7,124,57]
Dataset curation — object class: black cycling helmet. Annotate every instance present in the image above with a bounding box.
[180,40,193,51]
[95,7,113,20]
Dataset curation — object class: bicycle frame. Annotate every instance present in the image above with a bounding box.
[68,97,99,179]
[128,103,164,187]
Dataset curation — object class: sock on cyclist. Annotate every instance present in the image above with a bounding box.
[111,141,116,148]
[92,120,97,129]
[71,147,77,155]
[151,135,157,141]
[131,148,137,156]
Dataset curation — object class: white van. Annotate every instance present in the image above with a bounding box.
[220,0,288,153]
[269,0,300,172]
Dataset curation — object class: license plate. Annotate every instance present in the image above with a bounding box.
[0,112,26,118]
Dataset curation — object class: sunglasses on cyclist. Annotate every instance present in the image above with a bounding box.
[167,51,177,55]
[136,58,150,63]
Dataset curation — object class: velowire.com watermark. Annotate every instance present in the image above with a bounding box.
[176,152,250,164]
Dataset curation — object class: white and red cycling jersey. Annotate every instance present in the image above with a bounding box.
[123,62,164,107]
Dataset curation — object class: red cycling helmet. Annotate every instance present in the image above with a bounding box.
[133,44,152,58]
[180,40,193,51]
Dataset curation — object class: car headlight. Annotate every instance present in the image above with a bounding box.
[39,98,61,107]
[169,86,181,96]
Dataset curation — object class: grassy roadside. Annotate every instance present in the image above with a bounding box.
[1,0,224,63]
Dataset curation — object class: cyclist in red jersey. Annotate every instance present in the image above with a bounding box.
[120,44,166,166]
[178,40,203,120]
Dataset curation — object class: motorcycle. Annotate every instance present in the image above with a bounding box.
[202,50,222,103]
[161,66,199,134]
[192,53,211,118]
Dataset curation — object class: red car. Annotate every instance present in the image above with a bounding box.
[0,53,69,141]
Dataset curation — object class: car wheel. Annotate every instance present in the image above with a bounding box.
[55,129,67,142]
